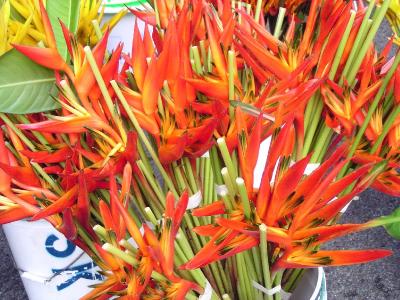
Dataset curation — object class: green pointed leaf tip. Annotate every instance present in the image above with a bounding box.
[47,0,80,59]
[384,207,400,240]
[0,49,59,114]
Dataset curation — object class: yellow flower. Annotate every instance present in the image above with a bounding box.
[0,0,126,57]
[0,0,10,55]
[0,0,46,56]
[77,0,127,46]
[387,0,400,44]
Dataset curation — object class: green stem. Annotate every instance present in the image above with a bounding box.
[183,157,198,193]
[77,223,98,256]
[371,105,400,153]
[285,269,304,292]
[15,115,50,149]
[93,225,109,241]
[329,10,356,80]
[91,20,103,40]
[119,239,138,255]
[311,126,332,163]
[340,1,375,83]
[192,46,203,75]
[316,131,333,163]
[137,141,153,178]
[273,7,286,38]
[210,262,226,295]
[273,270,284,300]
[210,146,224,184]
[217,138,238,184]
[84,47,126,140]
[144,207,158,225]
[0,113,63,195]
[338,52,400,178]
[302,94,324,157]
[346,0,391,85]
[237,252,252,300]
[236,177,252,220]
[228,50,235,120]
[259,224,273,300]
[111,81,178,197]
[137,160,165,203]
[254,0,263,22]
[251,247,263,283]
[172,161,188,194]
[303,94,318,135]
[221,167,236,201]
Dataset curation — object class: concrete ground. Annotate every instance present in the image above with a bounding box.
[324,189,400,300]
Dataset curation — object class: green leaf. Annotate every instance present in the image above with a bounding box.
[46,0,80,59]
[384,207,400,240]
[0,49,59,113]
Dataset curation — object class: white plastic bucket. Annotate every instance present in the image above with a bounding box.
[102,0,148,52]
[290,267,327,300]
[2,220,102,300]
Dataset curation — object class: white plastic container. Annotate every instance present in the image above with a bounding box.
[291,267,327,300]
[2,220,102,300]
[103,0,148,52]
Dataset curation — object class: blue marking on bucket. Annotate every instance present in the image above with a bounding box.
[45,234,76,258]
[52,262,103,291]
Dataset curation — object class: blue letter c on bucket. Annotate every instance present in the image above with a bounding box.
[45,234,76,258]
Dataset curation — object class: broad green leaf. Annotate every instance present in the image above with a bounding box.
[384,207,400,240]
[47,0,80,59]
[0,49,59,113]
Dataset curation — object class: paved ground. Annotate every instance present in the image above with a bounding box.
[324,189,400,300]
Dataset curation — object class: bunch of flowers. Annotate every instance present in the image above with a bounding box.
[0,0,399,299]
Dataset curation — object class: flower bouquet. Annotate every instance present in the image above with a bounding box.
[0,0,399,299]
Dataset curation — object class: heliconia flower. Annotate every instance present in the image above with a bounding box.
[182,124,394,270]
[244,0,309,15]
[321,77,383,138]
[275,248,392,269]
[235,107,263,191]
[0,127,72,228]
[84,185,202,299]
[352,150,400,196]
[119,3,237,164]
[12,0,74,78]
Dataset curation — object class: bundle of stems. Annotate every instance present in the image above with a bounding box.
[0,0,399,299]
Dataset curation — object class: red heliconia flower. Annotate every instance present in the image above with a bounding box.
[120,4,233,164]
[352,151,400,197]
[83,187,202,299]
[182,120,393,271]
[13,0,74,79]
[0,130,43,224]
[244,0,310,15]
[321,78,382,137]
